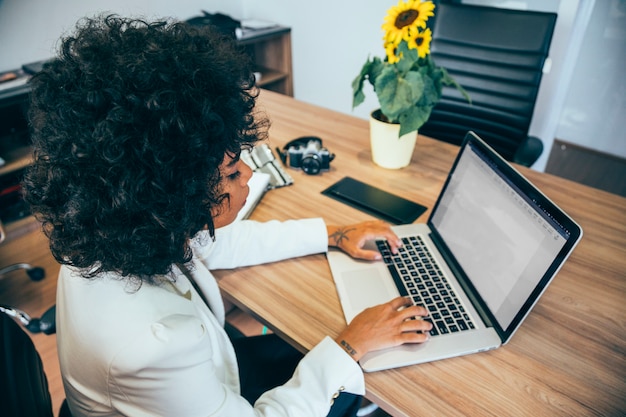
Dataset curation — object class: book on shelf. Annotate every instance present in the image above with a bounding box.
[235,20,286,41]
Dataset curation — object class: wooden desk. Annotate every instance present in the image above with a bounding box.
[215,90,626,417]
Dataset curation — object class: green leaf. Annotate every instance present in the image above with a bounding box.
[351,38,471,134]
[352,57,387,109]
[375,66,413,122]
[437,65,471,104]
[351,59,372,108]
[396,41,419,73]
[398,105,433,136]
[352,85,366,108]
[419,74,440,106]
[368,57,384,83]
[404,70,425,104]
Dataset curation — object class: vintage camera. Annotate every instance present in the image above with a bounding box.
[279,136,335,175]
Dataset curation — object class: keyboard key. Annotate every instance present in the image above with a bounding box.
[436,321,449,334]
[377,237,475,336]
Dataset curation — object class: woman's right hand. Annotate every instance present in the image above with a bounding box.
[334,297,432,362]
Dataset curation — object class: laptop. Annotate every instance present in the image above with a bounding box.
[327,131,583,372]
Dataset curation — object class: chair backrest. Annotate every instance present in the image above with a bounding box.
[0,314,54,417]
[419,2,557,164]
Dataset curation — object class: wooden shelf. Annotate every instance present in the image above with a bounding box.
[2,215,40,242]
[0,145,32,176]
[238,26,293,96]
[255,66,289,88]
[1,84,35,242]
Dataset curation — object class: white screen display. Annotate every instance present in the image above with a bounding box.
[431,144,568,329]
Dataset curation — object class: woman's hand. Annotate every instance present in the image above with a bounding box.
[327,220,402,260]
[334,297,432,362]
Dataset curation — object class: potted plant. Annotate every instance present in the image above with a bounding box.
[352,0,468,168]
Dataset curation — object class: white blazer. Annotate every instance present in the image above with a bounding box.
[57,218,365,417]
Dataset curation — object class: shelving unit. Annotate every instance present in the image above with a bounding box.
[0,82,37,241]
[237,26,293,96]
[0,146,31,177]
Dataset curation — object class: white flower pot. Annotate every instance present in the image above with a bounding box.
[369,110,417,169]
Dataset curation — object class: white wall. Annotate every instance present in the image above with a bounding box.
[554,0,626,159]
[0,0,243,71]
[2,0,624,171]
[240,0,386,122]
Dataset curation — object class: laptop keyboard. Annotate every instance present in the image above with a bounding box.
[376,236,475,336]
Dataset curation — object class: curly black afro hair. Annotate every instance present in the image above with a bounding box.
[23,15,267,281]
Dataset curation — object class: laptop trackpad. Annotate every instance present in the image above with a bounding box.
[341,268,399,321]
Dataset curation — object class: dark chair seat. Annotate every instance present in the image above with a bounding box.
[1,313,54,417]
[0,313,71,417]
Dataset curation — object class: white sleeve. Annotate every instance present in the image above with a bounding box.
[255,337,366,416]
[192,218,328,269]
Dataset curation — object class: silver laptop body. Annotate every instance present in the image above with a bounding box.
[327,132,583,372]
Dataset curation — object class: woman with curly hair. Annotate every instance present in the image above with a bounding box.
[24,15,432,417]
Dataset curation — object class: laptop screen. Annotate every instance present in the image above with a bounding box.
[429,133,581,340]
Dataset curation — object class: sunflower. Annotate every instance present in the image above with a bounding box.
[407,27,433,58]
[382,0,435,46]
[353,0,469,137]
[385,42,401,64]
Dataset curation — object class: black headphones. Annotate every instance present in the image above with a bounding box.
[277,136,335,175]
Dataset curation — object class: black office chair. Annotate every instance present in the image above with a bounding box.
[0,304,71,417]
[1,314,53,417]
[0,221,71,417]
[419,2,557,166]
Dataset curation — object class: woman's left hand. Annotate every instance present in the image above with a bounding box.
[327,220,402,261]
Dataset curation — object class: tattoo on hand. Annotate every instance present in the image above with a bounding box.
[330,227,356,247]
[340,339,357,356]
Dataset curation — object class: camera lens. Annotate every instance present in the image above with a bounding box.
[301,155,321,175]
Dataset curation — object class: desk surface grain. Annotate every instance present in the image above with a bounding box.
[215,90,626,417]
